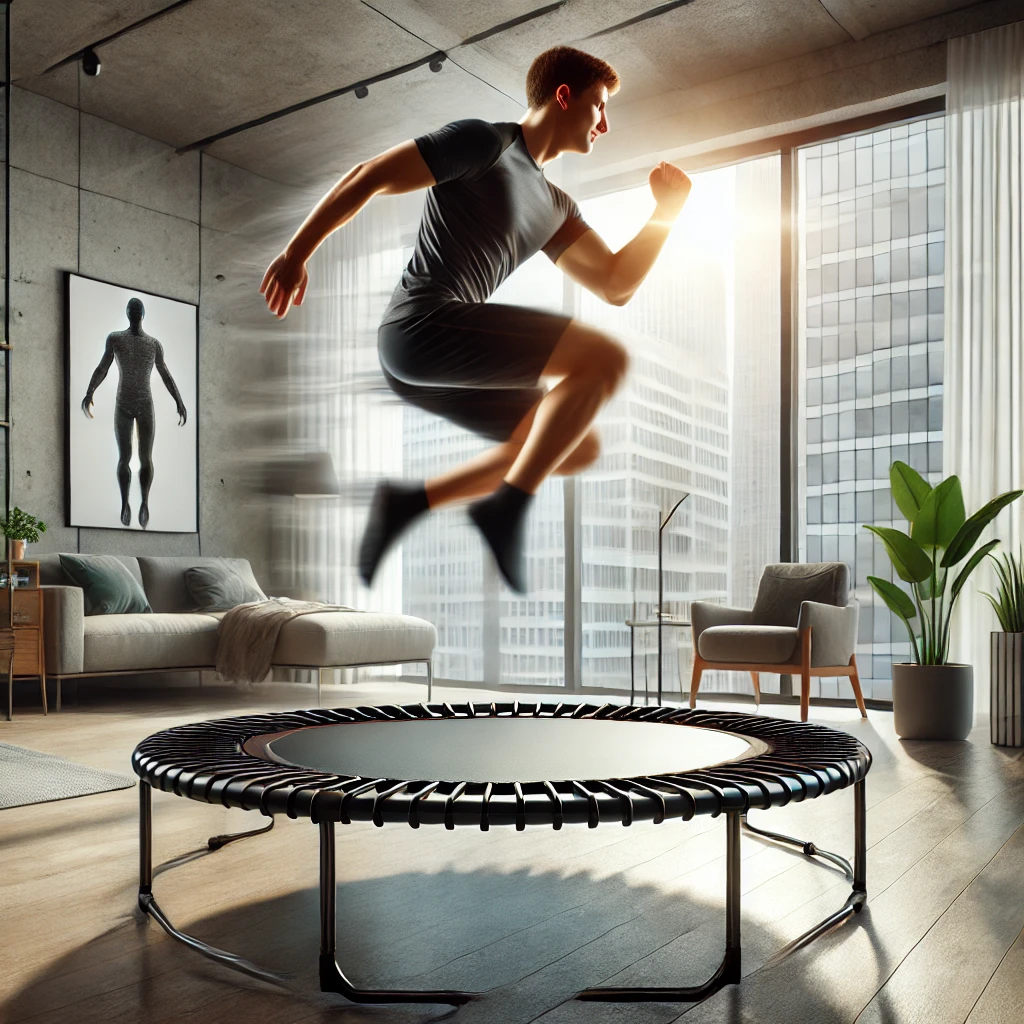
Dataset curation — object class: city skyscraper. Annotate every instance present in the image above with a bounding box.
[799,116,946,702]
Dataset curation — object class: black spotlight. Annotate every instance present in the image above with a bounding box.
[354,85,369,99]
[429,56,445,73]
[82,47,101,76]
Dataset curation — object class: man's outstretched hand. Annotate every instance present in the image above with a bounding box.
[260,250,308,319]
[81,396,94,419]
[649,161,692,220]
[176,403,187,426]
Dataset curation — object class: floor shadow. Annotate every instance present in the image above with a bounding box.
[4,849,874,1024]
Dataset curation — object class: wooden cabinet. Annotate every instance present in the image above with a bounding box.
[2,560,46,719]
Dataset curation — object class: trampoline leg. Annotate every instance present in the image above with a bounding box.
[578,811,742,1001]
[318,820,472,1004]
[745,778,868,969]
[136,781,290,986]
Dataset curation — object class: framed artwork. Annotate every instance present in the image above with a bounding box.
[64,272,198,532]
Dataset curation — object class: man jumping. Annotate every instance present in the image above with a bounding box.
[261,46,691,593]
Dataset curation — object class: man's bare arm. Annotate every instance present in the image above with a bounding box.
[261,141,435,319]
[556,161,692,306]
[82,336,115,417]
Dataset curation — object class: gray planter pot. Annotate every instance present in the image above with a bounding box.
[990,632,1024,746]
[892,663,974,741]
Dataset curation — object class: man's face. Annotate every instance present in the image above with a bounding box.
[563,82,609,154]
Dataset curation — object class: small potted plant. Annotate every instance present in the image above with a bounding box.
[0,506,48,560]
[865,461,1022,740]
[981,550,1024,746]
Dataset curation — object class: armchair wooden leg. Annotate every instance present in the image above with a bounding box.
[690,657,704,709]
[849,655,867,718]
[749,671,761,710]
[800,628,812,722]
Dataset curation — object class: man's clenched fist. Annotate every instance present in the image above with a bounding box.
[649,161,692,219]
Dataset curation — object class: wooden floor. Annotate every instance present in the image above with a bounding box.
[2,678,1023,1024]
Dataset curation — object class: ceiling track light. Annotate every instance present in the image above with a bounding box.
[81,46,101,76]
[428,56,445,73]
[354,85,369,99]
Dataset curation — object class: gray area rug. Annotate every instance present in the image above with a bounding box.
[0,743,136,810]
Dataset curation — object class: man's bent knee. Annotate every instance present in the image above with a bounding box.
[544,323,629,389]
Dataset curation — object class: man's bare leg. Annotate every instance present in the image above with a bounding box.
[358,425,599,587]
[424,417,600,508]
[469,322,627,591]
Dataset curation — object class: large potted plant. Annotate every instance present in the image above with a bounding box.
[865,462,1022,740]
[0,506,47,560]
[981,550,1024,746]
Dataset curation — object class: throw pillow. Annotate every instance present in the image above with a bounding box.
[59,554,152,616]
[184,563,267,612]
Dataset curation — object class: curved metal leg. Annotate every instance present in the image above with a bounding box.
[137,782,290,986]
[577,812,742,1001]
[745,778,867,969]
[318,820,473,1005]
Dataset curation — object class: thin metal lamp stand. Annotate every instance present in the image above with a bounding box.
[657,493,689,704]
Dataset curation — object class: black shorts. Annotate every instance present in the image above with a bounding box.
[378,301,572,442]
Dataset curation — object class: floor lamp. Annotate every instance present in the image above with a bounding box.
[657,492,690,704]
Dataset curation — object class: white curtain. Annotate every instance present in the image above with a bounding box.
[944,22,1024,711]
[285,198,406,616]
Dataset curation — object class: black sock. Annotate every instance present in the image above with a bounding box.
[469,482,534,594]
[359,480,429,587]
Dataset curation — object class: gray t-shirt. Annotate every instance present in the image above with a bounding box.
[380,119,591,325]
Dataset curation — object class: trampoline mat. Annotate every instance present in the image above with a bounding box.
[252,718,767,785]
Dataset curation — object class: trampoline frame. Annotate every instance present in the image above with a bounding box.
[133,701,870,1006]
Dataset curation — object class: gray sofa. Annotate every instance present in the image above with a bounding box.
[39,554,436,707]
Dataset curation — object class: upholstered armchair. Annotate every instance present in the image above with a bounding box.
[689,562,866,722]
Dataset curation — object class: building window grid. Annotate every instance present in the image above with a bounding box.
[799,116,945,701]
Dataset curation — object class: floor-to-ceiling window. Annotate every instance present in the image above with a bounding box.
[577,157,781,699]
[797,115,946,702]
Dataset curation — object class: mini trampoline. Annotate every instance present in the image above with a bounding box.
[133,701,871,1006]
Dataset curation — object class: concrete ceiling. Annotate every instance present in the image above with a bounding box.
[10,0,999,188]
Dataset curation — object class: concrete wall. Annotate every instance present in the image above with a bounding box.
[5,85,295,584]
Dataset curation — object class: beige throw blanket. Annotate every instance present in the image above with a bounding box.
[215,598,356,683]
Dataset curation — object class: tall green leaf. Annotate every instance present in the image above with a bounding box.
[867,576,917,619]
[864,525,933,583]
[941,490,1024,566]
[911,476,965,549]
[890,461,933,522]
[950,539,1000,602]
[868,576,920,662]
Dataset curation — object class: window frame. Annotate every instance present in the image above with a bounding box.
[423,96,947,707]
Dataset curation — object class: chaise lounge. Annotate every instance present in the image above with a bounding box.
[39,554,436,708]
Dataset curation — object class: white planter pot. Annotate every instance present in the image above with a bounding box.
[990,633,1024,747]
[892,663,973,741]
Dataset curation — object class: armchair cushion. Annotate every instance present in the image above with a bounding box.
[690,602,754,645]
[698,625,800,665]
[751,562,849,626]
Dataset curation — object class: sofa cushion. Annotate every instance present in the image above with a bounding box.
[271,612,436,667]
[184,563,267,612]
[83,613,221,672]
[59,554,152,616]
[39,552,142,589]
[137,556,264,613]
[698,625,801,665]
